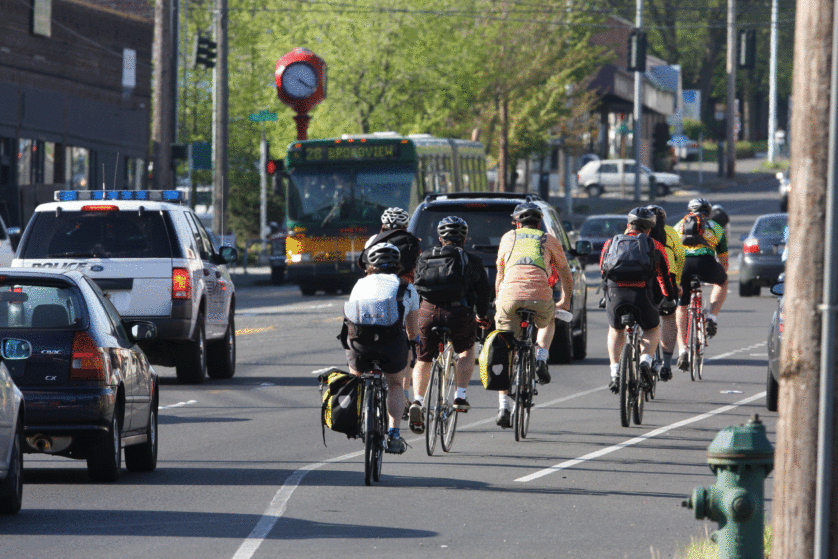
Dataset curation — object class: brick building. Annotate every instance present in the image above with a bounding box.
[0,0,153,227]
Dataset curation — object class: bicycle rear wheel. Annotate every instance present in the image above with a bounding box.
[372,386,385,482]
[363,380,376,486]
[519,353,533,439]
[696,315,705,380]
[689,310,699,382]
[425,361,441,456]
[619,343,632,428]
[631,353,644,425]
[512,353,525,441]
[440,351,459,453]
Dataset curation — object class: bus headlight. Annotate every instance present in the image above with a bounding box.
[290,253,312,263]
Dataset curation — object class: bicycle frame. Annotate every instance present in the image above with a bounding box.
[359,365,387,486]
[687,277,707,382]
[425,328,458,455]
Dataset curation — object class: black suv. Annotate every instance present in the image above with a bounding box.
[407,192,591,363]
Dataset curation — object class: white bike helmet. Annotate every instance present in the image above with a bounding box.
[381,207,410,228]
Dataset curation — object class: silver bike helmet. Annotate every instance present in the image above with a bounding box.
[381,207,410,228]
[437,216,468,242]
[688,198,711,215]
[628,206,656,229]
[365,242,401,270]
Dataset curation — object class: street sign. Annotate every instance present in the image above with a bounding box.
[248,110,278,122]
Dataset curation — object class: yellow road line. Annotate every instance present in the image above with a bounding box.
[235,326,276,336]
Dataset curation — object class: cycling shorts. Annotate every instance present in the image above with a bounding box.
[605,286,660,331]
[679,255,727,306]
[494,298,554,340]
[417,300,475,362]
[345,331,408,374]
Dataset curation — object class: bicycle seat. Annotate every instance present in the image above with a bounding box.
[515,308,536,319]
[614,304,639,326]
[690,275,702,289]
[431,326,452,337]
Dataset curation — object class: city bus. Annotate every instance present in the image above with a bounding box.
[281,133,487,295]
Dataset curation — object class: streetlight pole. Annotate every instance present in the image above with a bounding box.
[725,0,737,178]
[767,0,779,163]
[632,0,643,201]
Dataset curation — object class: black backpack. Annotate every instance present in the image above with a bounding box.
[681,213,711,247]
[358,229,421,273]
[601,233,655,282]
[414,245,468,304]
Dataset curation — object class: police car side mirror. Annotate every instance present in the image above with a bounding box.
[770,282,784,297]
[574,240,592,256]
[7,227,20,252]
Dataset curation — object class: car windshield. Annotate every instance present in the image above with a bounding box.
[21,210,177,259]
[0,280,84,329]
[412,206,545,252]
[579,217,626,238]
[754,215,788,237]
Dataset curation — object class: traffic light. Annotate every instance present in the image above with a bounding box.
[627,29,647,72]
[266,159,283,176]
[194,35,217,69]
[738,29,756,70]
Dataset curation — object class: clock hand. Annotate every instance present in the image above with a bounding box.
[297,78,315,88]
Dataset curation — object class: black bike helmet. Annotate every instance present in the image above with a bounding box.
[437,216,469,242]
[381,207,409,228]
[646,204,667,223]
[511,202,543,226]
[710,204,730,227]
[688,198,711,215]
[365,242,401,270]
[628,206,656,229]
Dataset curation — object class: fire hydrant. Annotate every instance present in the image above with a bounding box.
[682,414,773,559]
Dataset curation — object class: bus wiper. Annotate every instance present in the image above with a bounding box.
[321,195,347,226]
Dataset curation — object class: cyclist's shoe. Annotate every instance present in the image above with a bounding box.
[659,366,673,382]
[677,353,689,371]
[608,377,620,394]
[705,318,718,338]
[535,360,551,384]
[496,408,512,428]
[385,434,407,454]
[453,398,470,412]
[408,402,424,434]
[639,361,653,390]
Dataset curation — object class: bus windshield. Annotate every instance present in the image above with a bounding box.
[287,164,415,229]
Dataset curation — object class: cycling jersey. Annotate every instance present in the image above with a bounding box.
[674,217,728,258]
[496,228,565,301]
[663,225,686,284]
[505,228,547,273]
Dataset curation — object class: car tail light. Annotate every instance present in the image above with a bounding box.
[172,268,191,299]
[743,239,760,254]
[70,331,105,381]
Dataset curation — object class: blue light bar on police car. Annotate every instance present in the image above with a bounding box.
[54,190,185,203]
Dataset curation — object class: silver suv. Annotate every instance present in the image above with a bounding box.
[12,190,238,384]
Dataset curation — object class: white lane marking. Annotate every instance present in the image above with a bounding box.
[238,302,336,316]
[515,392,766,483]
[160,400,198,410]
[705,341,766,361]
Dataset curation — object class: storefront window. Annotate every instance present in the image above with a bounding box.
[66,146,90,189]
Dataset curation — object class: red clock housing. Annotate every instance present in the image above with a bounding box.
[275,48,327,114]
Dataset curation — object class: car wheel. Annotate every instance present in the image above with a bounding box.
[586,184,603,198]
[270,266,285,285]
[780,198,788,213]
[656,183,670,197]
[549,319,574,364]
[0,417,23,514]
[208,311,236,379]
[300,285,317,296]
[739,281,755,297]
[176,313,207,384]
[766,367,779,412]
[572,306,587,360]
[87,409,122,482]
[125,390,158,472]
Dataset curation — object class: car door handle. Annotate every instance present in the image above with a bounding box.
[203,268,211,276]
[215,271,221,278]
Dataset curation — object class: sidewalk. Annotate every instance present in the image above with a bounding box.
[229,265,272,289]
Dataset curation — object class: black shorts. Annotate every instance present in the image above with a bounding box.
[417,300,476,362]
[605,286,660,331]
[679,255,727,306]
[345,331,408,374]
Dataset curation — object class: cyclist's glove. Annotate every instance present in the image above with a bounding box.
[475,317,491,330]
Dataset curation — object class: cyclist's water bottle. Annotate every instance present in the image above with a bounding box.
[555,309,573,322]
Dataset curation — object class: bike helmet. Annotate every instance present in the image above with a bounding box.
[646,204,667,223]
[710,204,730,227]
[511,202,543,226]
[381,207,409,229]
[688,198,712,215]
[628,206,656,229]
[365,242,401,270]
[437,216,469,242]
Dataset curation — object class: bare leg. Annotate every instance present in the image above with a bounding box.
[710,281,728,316]
[676,305,688,353]
[456,346,475,389]
[660,314,677,353]
[385,368,406,429]
[535,318,556,352]
[640,326,660,358]
[607,326,625,366]
[412,360,432,402]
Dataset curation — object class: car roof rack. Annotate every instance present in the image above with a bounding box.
[423,192,543,203]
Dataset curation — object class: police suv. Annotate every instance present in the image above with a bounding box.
[12,190,238,384]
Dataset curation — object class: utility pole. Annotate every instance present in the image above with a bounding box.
[632,0,643,201]
[151,0,174,189]
[771,1,835,558]
[725,0,737,178]
[211,0,228,238]
[767,0,779,163]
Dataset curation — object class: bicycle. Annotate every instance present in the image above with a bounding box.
[686,275,707,382]
[511,308,538,441]
[359,360,388,486]
[617,308,648,427]
[647,345,662,401]
[424,326,458,455]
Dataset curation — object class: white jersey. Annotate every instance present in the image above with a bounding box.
[345,273,419,326]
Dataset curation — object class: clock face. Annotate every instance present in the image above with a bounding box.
[281,63,318,99]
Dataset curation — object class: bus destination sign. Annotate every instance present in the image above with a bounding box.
[302,143,401,162]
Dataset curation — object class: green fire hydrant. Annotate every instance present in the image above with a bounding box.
[682,414,774,559]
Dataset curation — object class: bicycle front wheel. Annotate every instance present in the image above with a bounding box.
[363,380,376,486]
[440,351,459,453]
[425,362,441,456]
[619,343,632,428]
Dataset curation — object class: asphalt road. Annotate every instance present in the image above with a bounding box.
[0,170,784,559]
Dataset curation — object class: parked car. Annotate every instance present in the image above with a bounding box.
[0,338,32,514]
[407,192,591,363]
[576,214,629,268]
[777,168,790,212]
[0,268,159,482]
[12,190,238,384]
[576,159,680,198]
[766,278,784,412]
[738,213,788,297]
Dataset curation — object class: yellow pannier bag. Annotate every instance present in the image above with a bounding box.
[479,330,515,391]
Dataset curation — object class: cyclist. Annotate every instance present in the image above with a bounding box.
[601,207,676,393]
[493,202,572,428]
[409,216,491,434]
[673,198,728,371]
[645,205,684,381]
[343,243,420,454]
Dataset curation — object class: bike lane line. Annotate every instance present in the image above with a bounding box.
[515,391,766,483]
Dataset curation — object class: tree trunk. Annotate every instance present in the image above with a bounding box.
[151,0,173,190]
[771,1,834,557]
[498,95,509,192]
